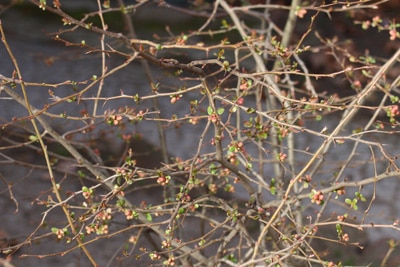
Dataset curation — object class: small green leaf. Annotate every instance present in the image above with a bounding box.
[345,198,352,205]
[247,79,253,87]
[221,20,229,29]
[209,163,218,175]
[78,170,86,178]
[356,192,367,202]
[246,162,253,170]
[246,108,256,114]
[270,178,276,195]
[67,96,76,103]
[217,107,225,115]
[336,223,343,234]
[133,94,140,103]
[145,213,152,222]
[120,5,127,14]
[207,106,213,115]
[225,253,238,263]
[270,186,276,195]
[29,135,38,142]
[390,95,399,103]
[178,207,185,214]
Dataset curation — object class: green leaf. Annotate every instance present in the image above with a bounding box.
[207,106,213,115]
[257,132,268,140]
[246,162,253,170]
[246,108,256,114]
[270,178,276,195]
[67,96,76,103]
[217,107,225,115]
[390,95,399,103]
[225,253,238,263]
[221,20,229,29]
[356,192,366,202]
[345,198,352,205]
[270,186,276,195]
[145,213,152,222]
[336,224,343,234]
[120,5,127,14]
[215,49,225,60]
[178,207,185,214]
[209,163,218,175]
[29,135,38,142]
